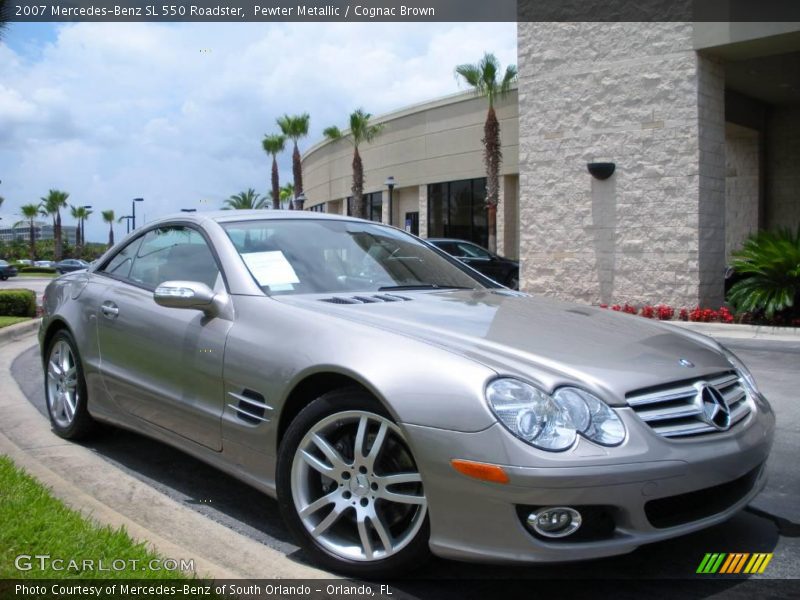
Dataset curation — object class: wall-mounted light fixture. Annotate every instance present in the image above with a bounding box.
[587,162,615,180]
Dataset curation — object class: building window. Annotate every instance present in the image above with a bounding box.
[426,178,488,247]
[308,203,326,213]
[346,193,383,222]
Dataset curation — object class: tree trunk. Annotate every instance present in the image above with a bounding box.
[55,212,62,261]
[352,147,365,219]
[108,223,114,248]
[271,155,280,210]
[483,106,502,253]
[29,220,35,261]
[292,142,303,195]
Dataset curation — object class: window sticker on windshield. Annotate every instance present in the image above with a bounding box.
[242,251,300,288]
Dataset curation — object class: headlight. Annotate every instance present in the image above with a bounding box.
[486,379,625,451]
[553,387,626,446]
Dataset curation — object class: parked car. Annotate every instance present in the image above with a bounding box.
[428,238,519,289]
[15,259,33,266]
[35,260,56,268]
[55,259,90,274]
[0,260,18,280]
[40,211,774,577]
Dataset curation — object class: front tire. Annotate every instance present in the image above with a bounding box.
[277,389,430,577]
[45,329,96,439]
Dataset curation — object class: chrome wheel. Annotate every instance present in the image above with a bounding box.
[46,339,79,428]
[290,410,427,562]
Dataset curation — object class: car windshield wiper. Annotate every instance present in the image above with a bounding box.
[378,284,475,291]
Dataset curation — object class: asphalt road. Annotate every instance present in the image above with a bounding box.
[0,276,51,305]
[10,338,800,589]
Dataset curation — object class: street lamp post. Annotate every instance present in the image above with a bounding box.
[120,215,133,234]
[294,193,306,211]
[384,176,395,226]
[131,198,144,230]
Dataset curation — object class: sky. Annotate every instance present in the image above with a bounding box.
[0,21,517,243]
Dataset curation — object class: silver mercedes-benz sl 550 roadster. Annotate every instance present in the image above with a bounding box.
[39,210,774,576]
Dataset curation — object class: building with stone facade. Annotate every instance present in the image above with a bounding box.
[302,22,799,308]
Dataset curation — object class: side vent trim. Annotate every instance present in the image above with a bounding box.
[228,390,272,425]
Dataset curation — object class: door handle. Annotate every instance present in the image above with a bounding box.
[100,302,119,319]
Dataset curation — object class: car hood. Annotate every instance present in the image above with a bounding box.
[276,289,732,405]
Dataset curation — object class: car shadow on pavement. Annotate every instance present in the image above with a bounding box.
[11,345,785,586]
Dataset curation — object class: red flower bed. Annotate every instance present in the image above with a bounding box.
[598,303,738,325]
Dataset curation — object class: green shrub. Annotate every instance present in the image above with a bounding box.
[0,289,36,317]
[727,226,800,318]
[18,266,56,274]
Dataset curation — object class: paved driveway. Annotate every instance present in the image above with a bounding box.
[11,337,800,586]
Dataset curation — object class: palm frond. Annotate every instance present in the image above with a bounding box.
[262,134,286,156]
[727,226,800,317]
[323,126,343,141]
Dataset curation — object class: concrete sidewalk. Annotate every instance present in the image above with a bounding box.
[671,320,800,342]
[0,331,328,580]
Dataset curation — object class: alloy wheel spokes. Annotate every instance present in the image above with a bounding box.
[47,341,79,428]
[292,410,427,562]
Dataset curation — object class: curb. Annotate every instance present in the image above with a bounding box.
[0,318,41,346]
[670,320,800,342]
[0,331,330,580]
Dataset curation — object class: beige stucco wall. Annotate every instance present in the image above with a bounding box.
[518,22,727,308]
[301,89,519,218]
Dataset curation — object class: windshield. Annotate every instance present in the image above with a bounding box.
[222,219,489,295]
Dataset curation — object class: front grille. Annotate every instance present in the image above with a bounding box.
[627,372,751,438]
[645,465,762,528]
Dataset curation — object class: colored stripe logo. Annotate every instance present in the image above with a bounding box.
[697,553,773,574]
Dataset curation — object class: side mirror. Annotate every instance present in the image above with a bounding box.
[154,280,218,315]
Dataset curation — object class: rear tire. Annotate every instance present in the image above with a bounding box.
[277,389,430,577]
[44,329,96,439]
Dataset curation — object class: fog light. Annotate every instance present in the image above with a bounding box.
[527,507,582,538]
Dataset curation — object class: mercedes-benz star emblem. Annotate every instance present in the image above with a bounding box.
[694,382,731,430]
[679,358,695,368]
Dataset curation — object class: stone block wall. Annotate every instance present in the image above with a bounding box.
[518,22,727,307]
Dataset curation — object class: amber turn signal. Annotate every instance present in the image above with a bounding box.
[450,459,510,484]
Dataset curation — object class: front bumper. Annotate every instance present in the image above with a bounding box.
[403,402,775,564]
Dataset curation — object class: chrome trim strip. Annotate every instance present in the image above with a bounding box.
[228,391,273,411]
[227,403,270,423]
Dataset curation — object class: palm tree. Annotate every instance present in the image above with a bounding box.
[40,189,69,260]
[262,134,286,210]
[70,205,92,256]
[323,109,384,220]
[223,189,266,210]
[18,204,40,261]
[102,210,116,248]
[279,182,295,210]
[455,52,517,253]
[276,113,310,209]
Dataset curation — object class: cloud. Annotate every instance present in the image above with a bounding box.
[0,22,516,241]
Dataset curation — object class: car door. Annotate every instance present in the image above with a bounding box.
[94,224,232,450]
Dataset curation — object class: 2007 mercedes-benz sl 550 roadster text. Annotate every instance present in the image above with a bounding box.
[39,211,775,576]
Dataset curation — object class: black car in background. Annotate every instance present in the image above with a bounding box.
[55,259,90,274]
[428,238,519,289]
[0,260,18,281]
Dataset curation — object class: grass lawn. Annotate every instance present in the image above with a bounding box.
[0,316,31,329]
[16,272,56,278]
[0,455,194,579]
